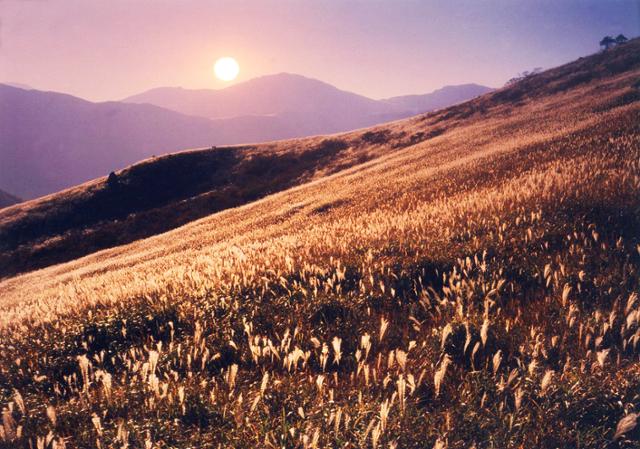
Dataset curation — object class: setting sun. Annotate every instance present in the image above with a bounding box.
[214,56,239,81]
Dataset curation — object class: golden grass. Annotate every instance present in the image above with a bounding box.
[0,47,640,448]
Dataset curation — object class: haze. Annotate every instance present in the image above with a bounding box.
[1,0,638,102]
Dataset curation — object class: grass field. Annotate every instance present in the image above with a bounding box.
[1,40,639,448]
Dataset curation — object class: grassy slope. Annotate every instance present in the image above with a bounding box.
[0,123,454,279]
[2,39,638,280]
[0,41,639,448]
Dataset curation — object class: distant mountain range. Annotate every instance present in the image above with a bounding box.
[383,83,494,115]
[124,73,492,130]
[1,75,491,199]
[124,73,396,125]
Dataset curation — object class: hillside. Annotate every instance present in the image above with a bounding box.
[1,78,488,200]
[0,136,381,278]
[0,84,300,200]
[0,189,21,209]
[0,40,639,448]
[0,43,634,280]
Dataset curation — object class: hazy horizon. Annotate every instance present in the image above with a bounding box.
[1,0,638,102]
[1,72,493,102]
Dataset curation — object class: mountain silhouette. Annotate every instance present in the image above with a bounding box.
[1,76,490,199]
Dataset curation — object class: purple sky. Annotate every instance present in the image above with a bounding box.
[1,0,638,101]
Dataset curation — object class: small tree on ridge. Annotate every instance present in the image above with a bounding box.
[600,36,616,50]
[615,34,629,45]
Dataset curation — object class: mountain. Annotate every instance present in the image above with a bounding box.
[3,82,33,90]
[125,73,395,122]
[125,73,491,132]
[1,39,639,448]
[0,189,21,209]
[0,84,289,199]
[1,39,638,280]
[1,79,490,200]
[384,83,494,114]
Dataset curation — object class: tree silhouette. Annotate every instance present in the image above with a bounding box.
[615,34,628,44]
[600,36,616,50]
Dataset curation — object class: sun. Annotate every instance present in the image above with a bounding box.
[214,57,239,81]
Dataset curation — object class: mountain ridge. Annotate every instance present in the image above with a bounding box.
[1,39,638,279]
[1,77,489,200]
[384,83,494,114]
[124,73,491,120]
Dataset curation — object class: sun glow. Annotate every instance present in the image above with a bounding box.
[214,57,240,81]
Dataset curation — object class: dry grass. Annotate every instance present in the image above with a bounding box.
[2,38,637,281]
[1,41,640,448]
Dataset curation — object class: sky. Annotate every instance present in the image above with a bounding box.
[0,0,638,102]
